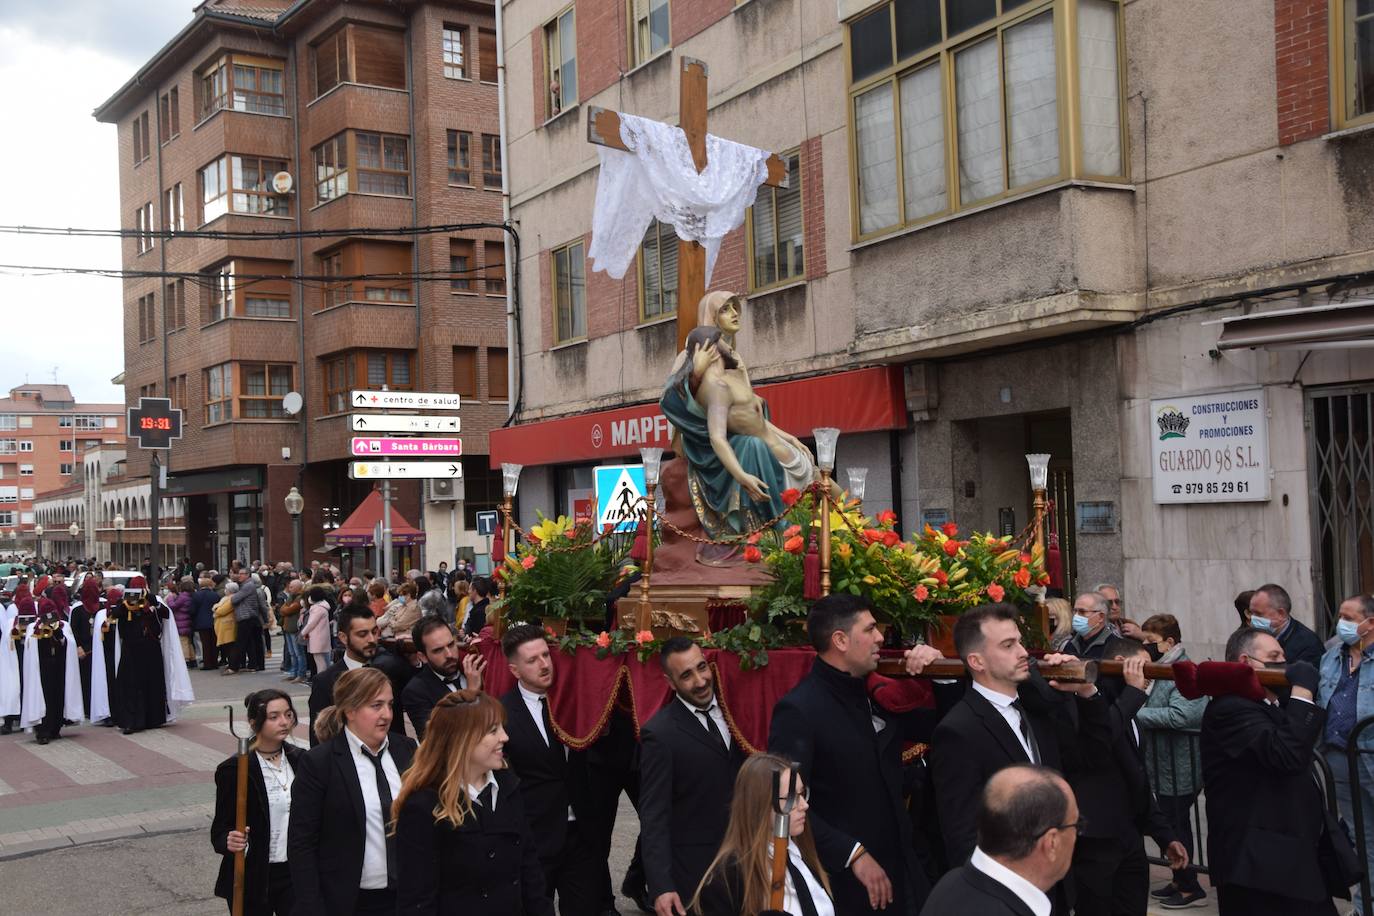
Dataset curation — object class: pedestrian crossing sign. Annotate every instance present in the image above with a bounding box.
[594,465,647,533]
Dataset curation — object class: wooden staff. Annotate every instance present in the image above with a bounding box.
[875,657,1292,688]
[226,704,250,916]
[769,768,800,910]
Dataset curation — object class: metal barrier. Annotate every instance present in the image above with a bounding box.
[1346,715,1374,916]
[1142,727,1207,876]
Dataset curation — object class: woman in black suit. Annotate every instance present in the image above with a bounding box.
[394,689,553,915]
[691,753,836,916]
[211,689,304,915]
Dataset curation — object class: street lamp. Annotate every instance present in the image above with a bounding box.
[33,523,43,560]
[284,486,305,571]
[497,463,522,623]
[113,513,125,567]
[636,447,663,633]
[812,428,840,597]
[846,467,868,505]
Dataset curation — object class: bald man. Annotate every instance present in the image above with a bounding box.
[921,766,1079,916]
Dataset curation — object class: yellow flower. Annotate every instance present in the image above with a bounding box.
[862,575,878,585]
[836,542,852,560]
[530,511,576,544]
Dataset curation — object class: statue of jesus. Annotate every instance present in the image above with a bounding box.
[659,292,822,539]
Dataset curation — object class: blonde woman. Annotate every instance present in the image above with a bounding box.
[393,690,552,915]
[691,753,834,916]
[288,667,417,916]
[214,581,239,673]
[1044,597,1074,651]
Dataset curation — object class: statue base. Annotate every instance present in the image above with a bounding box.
[618,582,750,638]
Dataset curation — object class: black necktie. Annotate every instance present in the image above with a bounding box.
[362,747,397,886]
[698,707,728,752]
[475,782,494,826]
[1011,699,1042,765]
[786,856,822,916]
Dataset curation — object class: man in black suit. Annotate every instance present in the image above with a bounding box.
[499,623,604,916]
[288,677,417,916]
[768,593,948,915]
[929,603,1101,866]
[462,576,492,635]
[401,617,485,741]
[1201,626,1333,915]
[307,606,407,747]
[1249,583,1325,667]
[921,765,1081,916]
[640,637,746,916]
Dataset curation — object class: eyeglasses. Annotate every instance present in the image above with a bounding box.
[778,785,811,804]
[1036,816,1088,839]
[1106,599,1122,607]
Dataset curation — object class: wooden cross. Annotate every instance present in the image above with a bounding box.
[587,57,791,349]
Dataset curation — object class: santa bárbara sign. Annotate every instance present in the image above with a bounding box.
[1151,388,1270,504]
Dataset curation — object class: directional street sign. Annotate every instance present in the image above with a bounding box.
[350,437,462,457]
[349,461,464,480]
[127,397,184,450]
[475,510,500,537]
[351,414,460,433]
[351,390,462,411]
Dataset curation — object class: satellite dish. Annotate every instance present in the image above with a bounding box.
[272,171,294,194]
[282,391,303,415]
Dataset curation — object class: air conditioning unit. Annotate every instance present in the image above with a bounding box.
[431,478,464,501]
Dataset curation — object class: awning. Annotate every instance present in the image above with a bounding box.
[325,489,427,546]
[490,365,907,468]
[1211,300,1374,350]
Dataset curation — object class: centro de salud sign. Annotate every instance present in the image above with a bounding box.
[1150,387,1269,504]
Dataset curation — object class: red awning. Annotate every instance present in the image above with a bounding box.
[490,365,906,468]
[325,488,427,546]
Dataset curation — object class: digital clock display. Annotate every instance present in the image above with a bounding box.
[139,417,172,431]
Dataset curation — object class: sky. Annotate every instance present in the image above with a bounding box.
[0,2,192,405]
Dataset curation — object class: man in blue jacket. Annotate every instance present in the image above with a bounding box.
[189,577,220,670]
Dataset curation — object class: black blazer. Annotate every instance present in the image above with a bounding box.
[1279,617,1326,668]
[1201,694,1328,901]
[395,770,554,915]
[928,678,1070,865]
[639,697,746,901]
[211,744,307,907]
[691,853,834,916]
[768,658,945,915]
[402,665,463,742]
[307,655,409,747]
[919,863,1038,916]
[498,686,591,864]
[286,730,418,916]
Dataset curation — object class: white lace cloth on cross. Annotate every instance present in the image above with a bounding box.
[588,112,771,285]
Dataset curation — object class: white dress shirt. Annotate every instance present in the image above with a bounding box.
[517,682,575,820]
[343,654,365,671]
[465,770,500,811]
[256,750,294,864]
[677,693,731,750]
[970,847,1052,916]
[343,727,402,890]
[971,680,1036,761]
[770,840,836,916]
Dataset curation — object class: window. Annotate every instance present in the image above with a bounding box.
[163,183,184,233]
[19,488,32,499]
[481,134,501,188]
[489,347,509,400]
[164,279,186,330]
[159,87,180,139]
[449,239,474,290]
[0,487,12,502]
[73,415,102,430]
[367,351,412,389]
[544,8,578,116]
[0,416,13,431]
[19,465,33,476]
[57,416,71,428]
[322,350,414,412]
[479,28,498,82]
[630,0,670,66]
[132,110,150,164]
[321,251,346,307]
[139,383,157,401]
[748,151,804,289]
[323,355,354,413]
[18,416,31,429]
[136,202,155,253]
[206,263,232,323]
[59,440,73,452]
[137,292,156,342]
[313,134,349,203]
[1337,0,1374,127]
[59,464,73,476]
[204,259,293,320]
[443,25,467,78]
[170,374,188,412]
[639,219,678,320]
[313,25,406,97]
[200,155,291,221]
[447,130,472,185]
[198,55,286,118]
[484,240,506,295]
[205,363,233,423]
[314,242,410,308]
[848,0,1124,239]
[18,441,32,453]
[552,240,587,342]
[245,295,291,318]
[240,364,293,417]
[453,346,478,398]
[0,440,14,454]
[0,513,12,527]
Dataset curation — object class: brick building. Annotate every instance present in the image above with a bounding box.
[496,0,1374,658]
[95,0,508,572]
[0,385,122,551]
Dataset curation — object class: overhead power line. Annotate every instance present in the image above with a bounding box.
[0,221,512,242]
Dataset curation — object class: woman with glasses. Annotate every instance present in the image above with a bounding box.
[690,753,835,916]
[393,688,551,915]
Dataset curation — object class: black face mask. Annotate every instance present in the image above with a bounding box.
[1144,642,1163,663]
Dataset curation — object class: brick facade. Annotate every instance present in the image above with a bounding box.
[801,135,826,281]
[1275,0,1330,144]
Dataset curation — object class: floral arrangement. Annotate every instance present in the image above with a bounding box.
[745,488,1049,639]
[496,512,636,623]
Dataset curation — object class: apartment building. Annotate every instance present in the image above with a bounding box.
[495,0,1374,655]
[95,0,508,571]
[0,385,122,549]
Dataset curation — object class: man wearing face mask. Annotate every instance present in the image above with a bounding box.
[1200,627,1330,915]
[1318,594,1374,912]
[1247,583,1324,668]
[1063,592,1117,660]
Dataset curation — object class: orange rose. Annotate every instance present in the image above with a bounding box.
[595,631,612,648]
[635,630,655,644]
[783,535,805,554]
[877,509,898,526]
[783,524,802,539]
[743,545,762,563]
[933,570,948,586]
[986,583,1005,602]
[781,488,802,507]
[942,539,961,556]
[941,522,959,538]
[1013,566,1031,588]
[913,584,929,601]
[880,529,901,547]
[746,531,761,545]
[860,529,884,545]
[521,555,537,570]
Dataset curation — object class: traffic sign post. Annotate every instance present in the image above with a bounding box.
[351,414,460,434]
[351,390,462,411]
[348,461,465,480]
[474,510,499,537]
[350,437,462,457]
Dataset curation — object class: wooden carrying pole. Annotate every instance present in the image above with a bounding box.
[226,705,251,916]
[873,657,1292,688]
